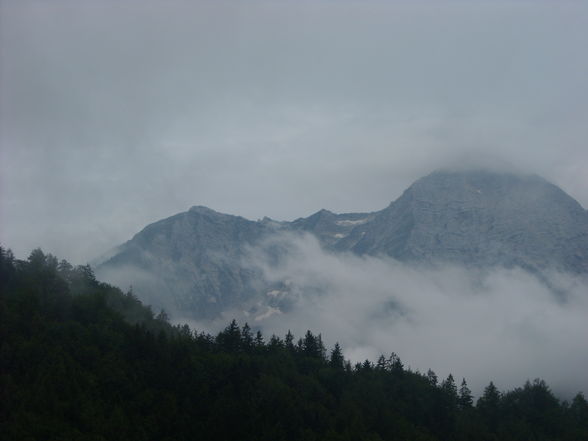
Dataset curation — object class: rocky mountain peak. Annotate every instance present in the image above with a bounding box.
[97,169,588,319]
[341,169,588,272]
[188,205,220,215]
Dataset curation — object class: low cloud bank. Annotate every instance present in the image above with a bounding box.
[220,233,588,398]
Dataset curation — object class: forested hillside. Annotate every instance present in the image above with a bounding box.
[1,246,587,441]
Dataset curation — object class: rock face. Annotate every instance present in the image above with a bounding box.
[97,206,270,318]
[290,209,376,247]
[335,170,588,273]
[96,170,588,318]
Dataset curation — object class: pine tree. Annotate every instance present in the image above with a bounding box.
[329,343,345,369]
[458,378,473,409]
[285,330,295,351]
[427,369,438,386]
[268,334,284,350]
[302,330,318,357]
[216,319,241,352]
[441,374,458,400]
[477,381,501,431]
[241,323,253,350]
[0,246,16,286]
[570,392,588,430]
[254,330,264,348]
[317,334,327,360]
[361,360,373,371]
[376,355,387,371]
[156,309,169,323]
[57,259,73,281]
[27,248,46,269]
[389,352,404,373]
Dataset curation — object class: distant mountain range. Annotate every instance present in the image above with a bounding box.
[96,170,588,319]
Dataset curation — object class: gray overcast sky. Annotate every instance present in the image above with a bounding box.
[1,0,587,263]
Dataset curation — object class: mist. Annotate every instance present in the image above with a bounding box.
[2,0,588,264]
[177,232,588,399]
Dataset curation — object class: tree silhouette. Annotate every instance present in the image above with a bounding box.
[329,343,345,369]
[458,378,473,409]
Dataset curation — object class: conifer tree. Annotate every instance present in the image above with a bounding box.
[269,334,284,350]
[458,378,473,409]
[389,352,404,372]
[376,354,387,370]
[216,319,241,352]
[570,392,588,430]
[441,374,458,400]
[241,322,253,349]
[156,309,169,323]
[477,381,501,431]
[302,330,319,357]
[285,330,295,351]
[254,330,264,348]
[317,334,327,360]
[330,343,345,369]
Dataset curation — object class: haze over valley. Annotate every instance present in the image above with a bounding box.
[95,169,588,397]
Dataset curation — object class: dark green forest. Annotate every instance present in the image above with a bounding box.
[1,246,587,441]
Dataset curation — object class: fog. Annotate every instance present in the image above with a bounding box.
[179,232,588,398]
[1,0,588,263]
[2,0,587,399]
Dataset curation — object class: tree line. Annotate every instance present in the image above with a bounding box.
[1,246,587,440]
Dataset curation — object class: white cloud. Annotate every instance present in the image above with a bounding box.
[233,233,588,398]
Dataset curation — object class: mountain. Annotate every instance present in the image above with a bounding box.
[96,169,588,319]
[96,205,270,318]
[335,170,588,272]
[290,208,376,247]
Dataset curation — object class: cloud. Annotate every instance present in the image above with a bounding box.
[1,0,586,401]
[212,232,588,399]
[1,0,588,263]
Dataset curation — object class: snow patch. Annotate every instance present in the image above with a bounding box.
[336,218,369,226]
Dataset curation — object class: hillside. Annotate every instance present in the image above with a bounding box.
[2,246,587,441]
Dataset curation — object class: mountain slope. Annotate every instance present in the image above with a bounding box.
[336,170,588,273]
[97,170,588,319]
[98,206,271,317]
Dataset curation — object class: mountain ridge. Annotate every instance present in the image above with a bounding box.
[97,169,588,319]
